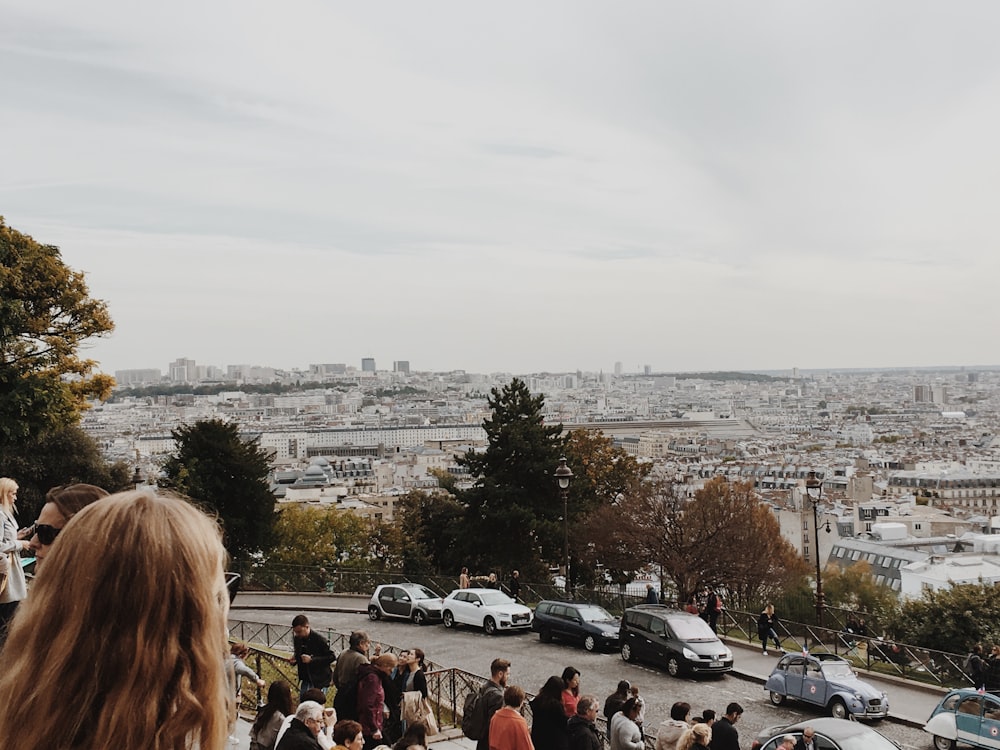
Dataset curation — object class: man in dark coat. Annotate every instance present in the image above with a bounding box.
[289,614,337,700]
[709,702,743,750]
[275,701,323,750]
[567,696,601,750]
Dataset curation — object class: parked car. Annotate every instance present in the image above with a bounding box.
[368,583,444,625]
[923,688,1000,750]
[751,717,901,750]
[619,605,732,677]
[533,600,620,652]
[441,587,532,634]
[765,652,889,720]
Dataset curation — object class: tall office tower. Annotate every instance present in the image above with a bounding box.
[393,360,410,374]
[913,385,932,403]
[614,361,622,376]
[361,358,376,372]
[169,357,196,383]
[115,369,162,386]
[643,364,652,375]
[931,385,948,405]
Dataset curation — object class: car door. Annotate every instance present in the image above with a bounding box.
[649,615,672,666]
[379,586,404,618]
[783,657,806,701]
[981,694,1000,750]
[554,605,575,640]
[955,694,983,748]
[623,612,652,661]
[802,659,827,706]
[456,591,482,625]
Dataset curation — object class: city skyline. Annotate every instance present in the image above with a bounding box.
[4,2,1000,375]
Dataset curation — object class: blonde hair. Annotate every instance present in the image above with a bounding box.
[0,489,230,750]
[0,477,18,513]
[678,723,712,750]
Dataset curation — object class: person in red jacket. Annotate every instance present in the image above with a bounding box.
[355,654,396,749]
[489,685,533,750]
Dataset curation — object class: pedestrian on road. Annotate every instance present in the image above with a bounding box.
[609,697,643,750]
[561,666,581,717]
[529,676,568,750]
[567,696,601,750]
[489,685,533,750]
[708,702,742,750]
[757,604,782,656]
[654,701,690,750]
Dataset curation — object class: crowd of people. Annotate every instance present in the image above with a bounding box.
[967,643,1000,692]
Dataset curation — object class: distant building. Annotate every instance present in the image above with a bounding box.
[901,554,1000,597]
[361,358,376,372]
[169,357,196,383]
[115,368,161,386]
[393,360,410,374]
[614,361,622,376]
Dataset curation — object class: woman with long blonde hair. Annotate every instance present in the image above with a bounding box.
[0,489,232,750]
[0,477,31,632]
[677,723,712,750]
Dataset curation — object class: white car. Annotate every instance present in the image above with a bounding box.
[441,587,533,635]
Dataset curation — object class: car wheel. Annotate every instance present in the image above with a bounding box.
[621,643,634,662]
[539,628,552,643]
[584,635,597,652]
[412,609,426,626]
[484,617,497,635]
[932,735,956,750]
[769,691,786,706]
[443,611,455,629]
[830,698,848,720]
[368,606,381,621]
[666,656,682,677]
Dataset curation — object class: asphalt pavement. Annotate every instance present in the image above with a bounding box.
[231,591,945,746]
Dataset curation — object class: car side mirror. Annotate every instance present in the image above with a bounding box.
[401,596,410,602]
[473,601,482,607]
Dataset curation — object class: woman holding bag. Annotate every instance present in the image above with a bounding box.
[0,478,30,635]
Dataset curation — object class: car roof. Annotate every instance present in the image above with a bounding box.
[537,599,602,608]
[761,717,883,739]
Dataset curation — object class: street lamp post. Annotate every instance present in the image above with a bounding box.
[804,470,825,627]
[554,457,573,595]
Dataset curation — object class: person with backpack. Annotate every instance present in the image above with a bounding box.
[967,644,987,690]
[462,658,510,750]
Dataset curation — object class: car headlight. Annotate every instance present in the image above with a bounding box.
[683,647,699,660]
[498,614,511,622]
[722,648,733,660]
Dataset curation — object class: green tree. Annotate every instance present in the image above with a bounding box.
[896,582,1000,654]
[395,490,466,575]
[2,425,131,521]
[458,378,565,576]
[161,419,275,558]
[822,560,901,629]
[0,218,115,448]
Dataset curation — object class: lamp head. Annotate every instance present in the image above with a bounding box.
[554,456,573,489]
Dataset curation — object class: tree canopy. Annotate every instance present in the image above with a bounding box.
[896,581,1000,654]
[0,218,114,447]
[161,419,275,558]
[457,377,565,576]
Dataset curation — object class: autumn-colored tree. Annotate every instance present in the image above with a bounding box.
[267,505,370,568]
[0,218,115,448]
[628,477,809,607]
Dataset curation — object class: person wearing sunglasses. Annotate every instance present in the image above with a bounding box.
[0,478,31,633]
[28,483,109,563]
[0,488,233,750]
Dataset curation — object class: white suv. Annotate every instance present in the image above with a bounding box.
[441,587,533,634]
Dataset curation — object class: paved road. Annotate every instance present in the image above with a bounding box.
[232,593,939,750]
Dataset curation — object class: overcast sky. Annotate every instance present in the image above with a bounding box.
[3,1,999,376]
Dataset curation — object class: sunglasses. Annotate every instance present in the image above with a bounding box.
[29,523,62,546]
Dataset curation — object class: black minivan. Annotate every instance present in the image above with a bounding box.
[532,600,621,651]
[619,605,733,677]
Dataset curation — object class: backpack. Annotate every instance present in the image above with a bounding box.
[462,682,498,740]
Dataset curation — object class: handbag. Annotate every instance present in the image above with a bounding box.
[401,691,438,736]
[0,552,11,597]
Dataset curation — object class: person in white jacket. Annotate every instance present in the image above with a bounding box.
[655,702,691,750]
[609,698,644,750]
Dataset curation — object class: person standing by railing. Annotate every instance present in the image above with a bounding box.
[0,478,29,636]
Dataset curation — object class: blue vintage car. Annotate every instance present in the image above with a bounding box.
[923,688,1000,750]
[765,652,889,720]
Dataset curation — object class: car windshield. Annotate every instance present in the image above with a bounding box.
[667,616,717,641]
[479,591,515,606]
[821,662,855,680]
[577,605,615,622]
[407,586,438,600]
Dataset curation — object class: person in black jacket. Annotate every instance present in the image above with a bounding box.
[530,675,569,750]
[275,701,324,750]
[709,703,742,750]
[567,696,601,750]
[289,614,337,700]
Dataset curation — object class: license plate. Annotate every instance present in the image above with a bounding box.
[710,660,722,667]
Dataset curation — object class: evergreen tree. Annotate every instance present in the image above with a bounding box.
[161,419,275,558]
[458,378,565,575]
